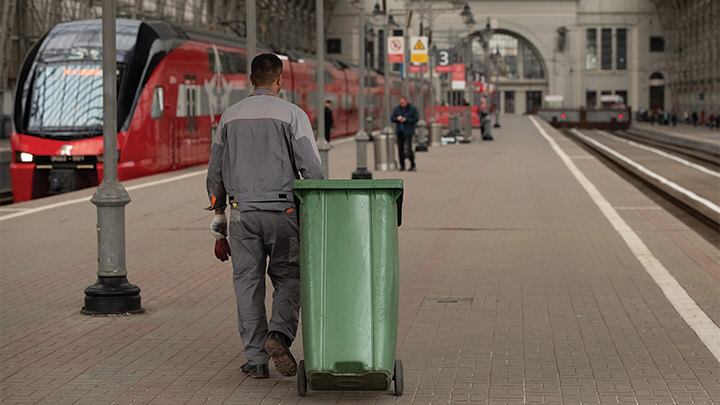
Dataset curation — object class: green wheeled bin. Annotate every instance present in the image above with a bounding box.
[293,179,404,396]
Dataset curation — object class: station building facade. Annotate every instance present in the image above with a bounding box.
[328,0,705,115]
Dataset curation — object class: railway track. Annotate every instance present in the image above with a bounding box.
[564,127,720,231]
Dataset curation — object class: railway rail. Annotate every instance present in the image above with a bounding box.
[564,127,720,230]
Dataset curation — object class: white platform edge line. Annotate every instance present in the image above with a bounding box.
[0,169,206,222]
[569,128,720,216]
[595,130,720,178]
[529,115,720,362]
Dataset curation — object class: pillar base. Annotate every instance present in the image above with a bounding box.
[352,168,372,179]
[82,276,144,315]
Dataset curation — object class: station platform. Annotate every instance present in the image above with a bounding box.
[1,116,718,404]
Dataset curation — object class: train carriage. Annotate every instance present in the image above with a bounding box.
[11,18,394,202]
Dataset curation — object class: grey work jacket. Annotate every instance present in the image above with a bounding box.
[206,88,324,211]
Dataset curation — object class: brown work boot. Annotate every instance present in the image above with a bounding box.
[264,331,297,377]
[241,362,269,378]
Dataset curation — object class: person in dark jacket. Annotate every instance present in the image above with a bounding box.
[391,96,419,171]
[324,100,334,142]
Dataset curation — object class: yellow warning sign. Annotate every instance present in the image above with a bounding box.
[411,54,428,63]
[410,36,428,64]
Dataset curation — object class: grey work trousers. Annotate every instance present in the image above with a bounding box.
[228,209,300,365]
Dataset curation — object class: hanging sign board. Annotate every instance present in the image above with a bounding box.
[388,36,404,63]
[435,49,453,73]
[451,63,466,90]
[410,36,428,63]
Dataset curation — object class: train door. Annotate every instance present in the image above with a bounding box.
[343,68,359,137]
[181,74,199,165]
[324,65,342,139]
[150,84,172,171]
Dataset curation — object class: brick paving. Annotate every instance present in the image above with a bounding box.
[0,116,718,404]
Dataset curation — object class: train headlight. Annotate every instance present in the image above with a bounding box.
[18,152,34,163]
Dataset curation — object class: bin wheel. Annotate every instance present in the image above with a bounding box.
[297,360,307,396]
[393,359,404,396]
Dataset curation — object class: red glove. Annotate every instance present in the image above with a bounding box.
[214,238,231,261]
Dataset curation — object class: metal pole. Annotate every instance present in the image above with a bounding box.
[415,0,428,152]
[402,0,409,97]
[352,5,371,179]
[428,7,434,125]
[429,43,435,124]
[383,16,391,128]
[83,0,142,315]
[246,0,256,79]
[316,0,330,178]
[382,14,396,171]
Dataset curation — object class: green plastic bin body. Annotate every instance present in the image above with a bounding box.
[293,179,403,392]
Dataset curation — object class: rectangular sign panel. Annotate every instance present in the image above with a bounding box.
[451,63,465,90]
[435,48,453,73]
[410,36,428,63]
[388,36,404,63]
[409,64,428,73]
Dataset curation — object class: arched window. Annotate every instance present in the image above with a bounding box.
[471,32,546,80]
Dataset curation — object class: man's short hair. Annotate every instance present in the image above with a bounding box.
[399,96,408,101]
[251,53,283,86]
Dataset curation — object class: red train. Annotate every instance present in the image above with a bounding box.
[11,19,427,202]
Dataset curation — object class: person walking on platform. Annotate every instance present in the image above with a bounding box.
[391,96,419,171]
[206,53,324,379]
[324,100,334,142]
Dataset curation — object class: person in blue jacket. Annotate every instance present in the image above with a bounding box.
[391,96,419,171]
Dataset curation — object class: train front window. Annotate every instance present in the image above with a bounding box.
[27,64,122,135]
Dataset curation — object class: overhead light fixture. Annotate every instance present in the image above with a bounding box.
[372,2,383,16]
[388,15,399,27]
[460,3,472,18]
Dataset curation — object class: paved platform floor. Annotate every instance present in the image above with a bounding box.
[1,116,718,404]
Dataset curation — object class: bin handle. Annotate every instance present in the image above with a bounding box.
[395,190,403,227]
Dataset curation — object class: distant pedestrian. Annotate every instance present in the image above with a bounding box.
[324,100,333,142]
[683,110,689,124]
[391,96,419,171]
[671,113,677,127]
[715,114,720,131]
[692,111,699,127]
[206,53,324,379]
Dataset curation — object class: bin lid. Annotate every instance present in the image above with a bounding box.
[293,179,404,226]
[293,179,403,191]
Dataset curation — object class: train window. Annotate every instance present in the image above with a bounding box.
[151,86,164,119]
[219,51,247,74]
[207,49,216,72]
[310,68,334,84]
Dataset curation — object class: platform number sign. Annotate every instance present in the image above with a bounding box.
[436,49,453,73]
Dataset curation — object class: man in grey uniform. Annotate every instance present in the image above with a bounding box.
[206,53,324,378]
